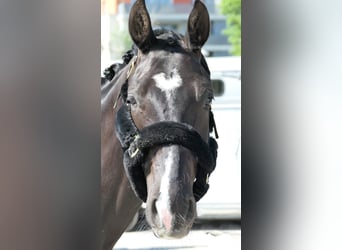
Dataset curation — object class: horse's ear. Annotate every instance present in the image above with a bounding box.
[186,0,210,50]
[128,0,155,53]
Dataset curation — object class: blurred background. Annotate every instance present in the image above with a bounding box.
[2,0,341,249]
[101,0,241,70]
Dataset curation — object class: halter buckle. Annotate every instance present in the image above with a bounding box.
[129,148,140,158]
[128,135,140,158]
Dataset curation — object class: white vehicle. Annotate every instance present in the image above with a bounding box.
[196,56,241,220]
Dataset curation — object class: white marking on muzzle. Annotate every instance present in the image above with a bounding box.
[155,146,179,229]
[153,69,182,227]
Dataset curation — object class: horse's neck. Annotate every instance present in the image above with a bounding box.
[101,63,132,178]
[101,63,132,196]
[101,64,142,234]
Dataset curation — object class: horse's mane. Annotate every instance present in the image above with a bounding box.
[101,28,209,84]
[102,45,137,84]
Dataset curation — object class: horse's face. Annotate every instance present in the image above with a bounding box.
[126,0,211,238]
[129,50,211,238]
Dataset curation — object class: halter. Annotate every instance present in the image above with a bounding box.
[114,57,218,202]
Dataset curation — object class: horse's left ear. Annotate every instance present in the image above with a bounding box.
[186,0,210,50]
[128,0,156,53]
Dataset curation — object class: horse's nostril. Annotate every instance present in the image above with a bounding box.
[151,199,158,215]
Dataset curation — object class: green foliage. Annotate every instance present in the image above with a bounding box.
[110,29,132,60]
[220,0,241,55]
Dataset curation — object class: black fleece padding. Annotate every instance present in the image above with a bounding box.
[115,103,218,202]
[135,121,215,169]
[115,103,139,150]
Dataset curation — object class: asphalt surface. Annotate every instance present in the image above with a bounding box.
[114,220,241,250]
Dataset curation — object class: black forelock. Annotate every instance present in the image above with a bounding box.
[153,28,184,46]
[152,28,210,75]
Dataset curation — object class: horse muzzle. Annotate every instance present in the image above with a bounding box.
[115,103,218,203]
[149,194,196,239]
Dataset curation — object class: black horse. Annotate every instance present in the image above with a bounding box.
[101,1,218,249]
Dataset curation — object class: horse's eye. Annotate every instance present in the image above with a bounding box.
[126,96,137,105]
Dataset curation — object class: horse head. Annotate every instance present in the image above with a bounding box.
[115,0,217,239]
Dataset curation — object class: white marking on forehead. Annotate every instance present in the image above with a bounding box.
[153,69,182,94]
[156,146,179,214]
[152,69,182,119]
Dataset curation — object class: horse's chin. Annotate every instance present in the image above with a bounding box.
[151,225,191,239]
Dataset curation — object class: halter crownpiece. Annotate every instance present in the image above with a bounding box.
[114,56,219,202]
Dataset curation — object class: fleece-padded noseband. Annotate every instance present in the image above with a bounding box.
[114,58,218,202]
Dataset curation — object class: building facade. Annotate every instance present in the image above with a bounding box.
[101,0,230,65]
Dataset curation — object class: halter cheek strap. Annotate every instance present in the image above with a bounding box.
[113,56,137,110]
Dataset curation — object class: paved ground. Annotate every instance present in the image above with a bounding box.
[114,221,241,250]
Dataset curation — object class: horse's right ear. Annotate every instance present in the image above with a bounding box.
[128,0,155,53]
